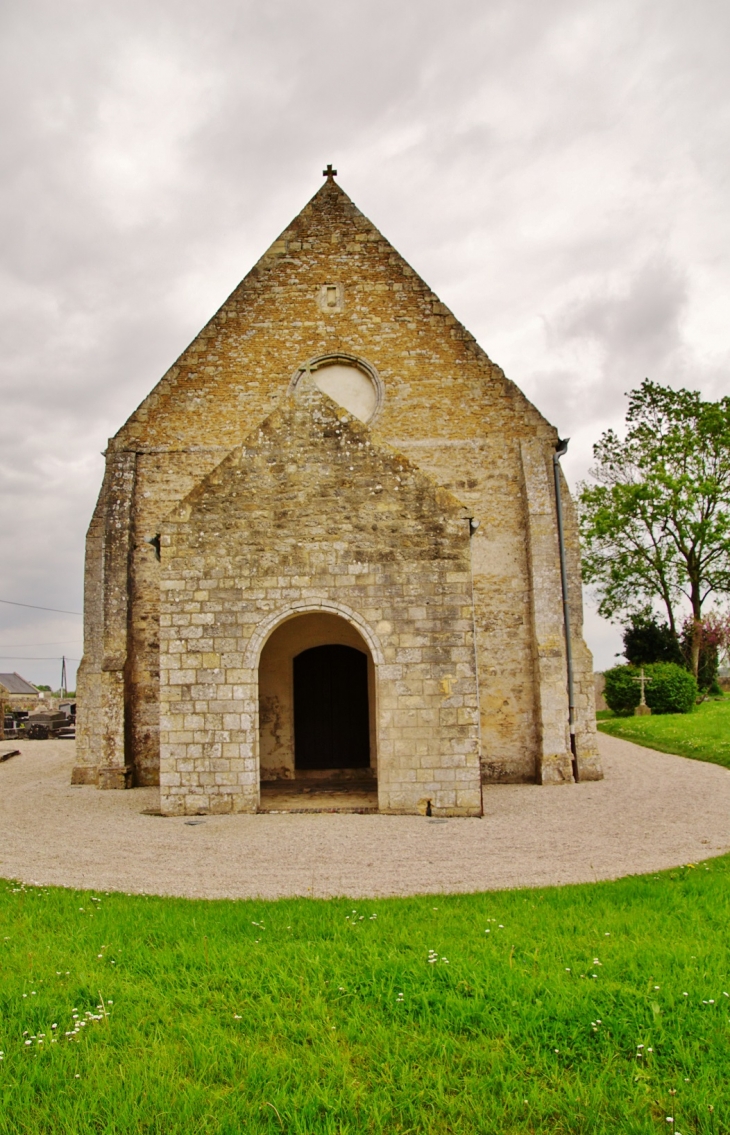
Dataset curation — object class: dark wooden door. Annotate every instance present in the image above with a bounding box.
[293,644,370,769]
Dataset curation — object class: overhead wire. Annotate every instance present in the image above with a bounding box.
[0,598,83,615]
[0,641,83,648]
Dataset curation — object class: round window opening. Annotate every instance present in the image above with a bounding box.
[291,354,383,424]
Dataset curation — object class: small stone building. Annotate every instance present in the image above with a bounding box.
[73,171,601,815]
[0,672,42,713]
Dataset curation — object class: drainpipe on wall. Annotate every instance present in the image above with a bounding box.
[552,438,579,783]
[468,517,484,816]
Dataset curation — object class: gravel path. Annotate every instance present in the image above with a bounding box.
[1,735,728,900]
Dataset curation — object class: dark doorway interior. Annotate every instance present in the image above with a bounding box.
[293,644,370,769]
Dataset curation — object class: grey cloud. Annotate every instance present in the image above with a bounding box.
[533,254,689,430]
[1,0,729,681]
[556,256,688,367]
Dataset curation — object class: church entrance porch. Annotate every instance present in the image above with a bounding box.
[258,614,378,813]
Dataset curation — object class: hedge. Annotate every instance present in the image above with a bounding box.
[603,662,698,715]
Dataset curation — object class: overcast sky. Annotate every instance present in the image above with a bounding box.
[1,0,728,689]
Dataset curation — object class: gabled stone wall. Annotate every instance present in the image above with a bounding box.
[158,384,482,816]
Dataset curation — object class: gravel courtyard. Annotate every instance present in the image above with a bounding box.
[1,734,728,900]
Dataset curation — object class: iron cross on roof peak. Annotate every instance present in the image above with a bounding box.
[322,163,337,178]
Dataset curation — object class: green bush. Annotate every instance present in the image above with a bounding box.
[603,665,641,714]
[622,613,683,666]
[645,661,698,713]
[603,663,698,715]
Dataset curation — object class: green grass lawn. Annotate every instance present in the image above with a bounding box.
[1,862,729,1134]
[597,695,730,770]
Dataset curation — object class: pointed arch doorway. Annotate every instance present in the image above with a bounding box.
[258,612,378,812]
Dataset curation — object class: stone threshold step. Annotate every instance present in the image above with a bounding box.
[258,805,379,814]
[260,783,377,796]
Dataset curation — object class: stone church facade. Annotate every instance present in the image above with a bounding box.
[73,171,601,815]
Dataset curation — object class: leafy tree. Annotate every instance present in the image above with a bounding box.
[622,612,683,667]
[579,380,730,677]
[680,610,730,693]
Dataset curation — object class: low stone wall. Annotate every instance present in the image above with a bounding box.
[594,672,607,712]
